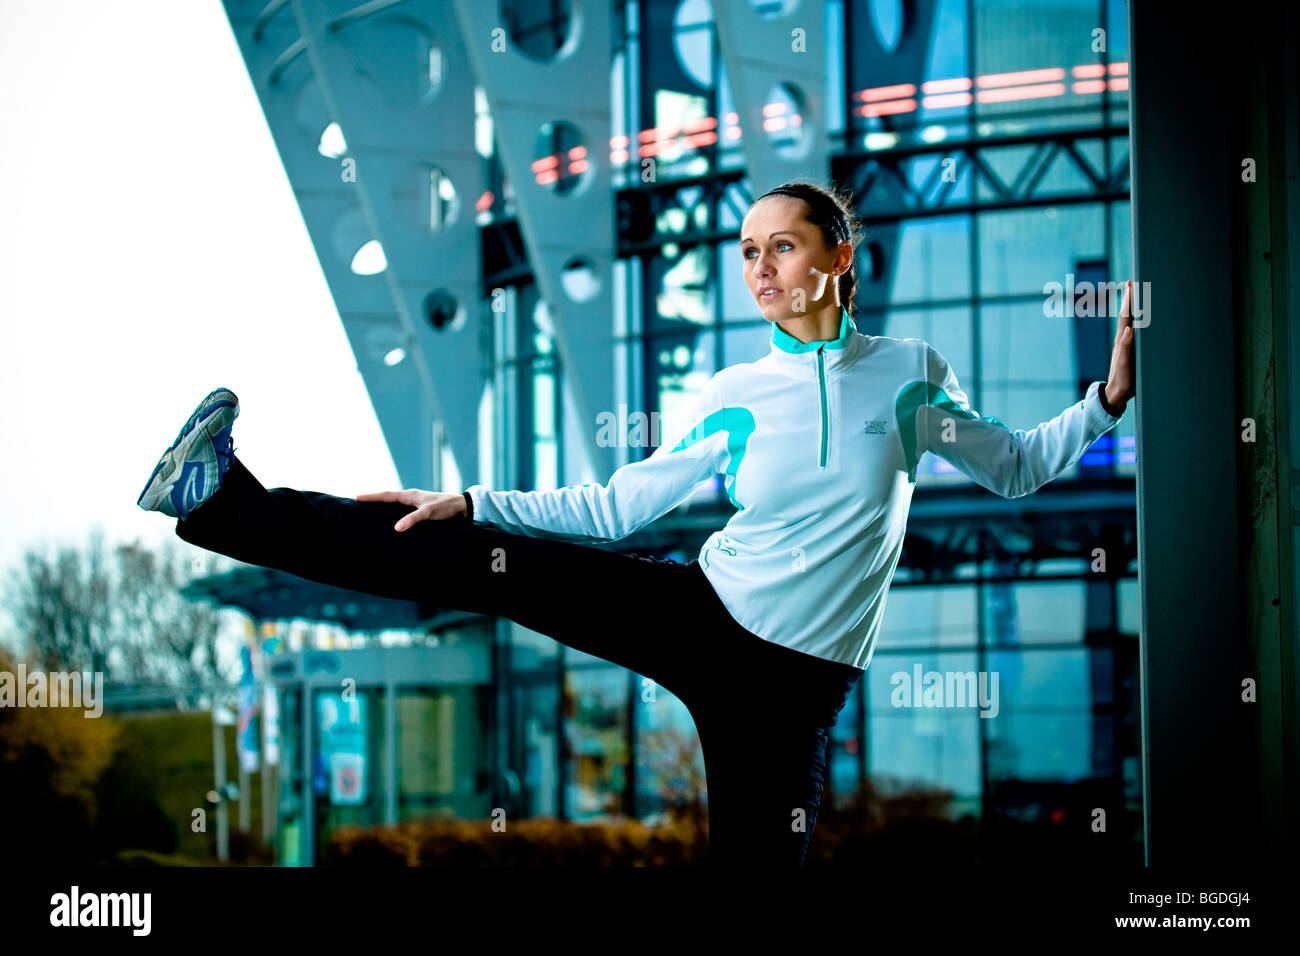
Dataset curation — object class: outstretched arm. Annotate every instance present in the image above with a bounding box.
[908,350,1120,497]
[463,376,729,541]
[902,282,1134,497]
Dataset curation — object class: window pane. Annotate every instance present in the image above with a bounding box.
[979,299,1076,385]
[875,584,979,650]
[651,245,712,329]
[978,206,1105,298]
[532,360,557,490]
[397,685,492,821]
[984,581,1087,645]
[647,329,715,451]
[722,322,771,365]
[867,650,982,799]
[514,679,560,817]
[987,647,1091,711]
[564,666,629,821]
[719,240,759,322]
[861,216,971,310]
[973,0,1117,134]
[987,712,1096,781]
[881,305,972,371]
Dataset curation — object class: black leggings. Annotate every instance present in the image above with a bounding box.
[175,455,864,866]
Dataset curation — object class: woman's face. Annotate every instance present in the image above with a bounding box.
[740,195,848,321]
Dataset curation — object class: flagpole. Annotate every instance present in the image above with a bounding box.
[212,703,229,863]
[239,759,250,833]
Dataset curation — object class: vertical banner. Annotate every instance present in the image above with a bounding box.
[236,643,260,774]
[256,618,280,766]
[262,683,280,766]
[316,691,368,806]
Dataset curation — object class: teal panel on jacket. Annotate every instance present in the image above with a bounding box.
[670,405,757,507]
[896,381,1008,482]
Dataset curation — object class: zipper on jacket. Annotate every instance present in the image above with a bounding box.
[817,345,829,468]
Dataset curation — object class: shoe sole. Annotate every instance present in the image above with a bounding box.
[137,388,239,515]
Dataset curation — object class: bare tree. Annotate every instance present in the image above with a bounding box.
[638,725,707,829]
[0,526,238,697]
[2,528,115,675]
[115,535,233,691]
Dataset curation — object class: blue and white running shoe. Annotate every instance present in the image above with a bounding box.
[137,387,239,519]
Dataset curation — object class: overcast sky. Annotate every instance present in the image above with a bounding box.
[0,1,402,649]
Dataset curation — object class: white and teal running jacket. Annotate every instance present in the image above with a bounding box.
[465,309,1124,670]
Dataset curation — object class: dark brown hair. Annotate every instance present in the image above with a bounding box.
[751,180,861,317]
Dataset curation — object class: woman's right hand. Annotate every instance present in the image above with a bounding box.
[355,488,467,531]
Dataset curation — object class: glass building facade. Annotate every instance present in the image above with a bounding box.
[446,0,1140,843]
[261,0,1141,861]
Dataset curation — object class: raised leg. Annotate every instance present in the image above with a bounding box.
[175,454,712,700]
[177,453,864,866]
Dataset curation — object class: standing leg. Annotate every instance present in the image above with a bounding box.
[174,454,716,701]
[684,617,864,868]
[694,710,839,867]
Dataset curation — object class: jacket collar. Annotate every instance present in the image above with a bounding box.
[768,307,860,369]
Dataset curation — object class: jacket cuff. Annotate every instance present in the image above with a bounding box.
[1098,380,1124,419]
[1090,380,1123,425]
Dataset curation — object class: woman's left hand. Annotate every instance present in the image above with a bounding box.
[1104,280,1137,413]
[355,488,466,531]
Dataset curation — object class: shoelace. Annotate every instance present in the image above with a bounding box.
[218,432,235,471]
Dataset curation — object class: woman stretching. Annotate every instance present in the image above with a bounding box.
[137,180,1135,867]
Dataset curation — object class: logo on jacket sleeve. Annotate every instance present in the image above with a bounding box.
[864,419,888,434]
